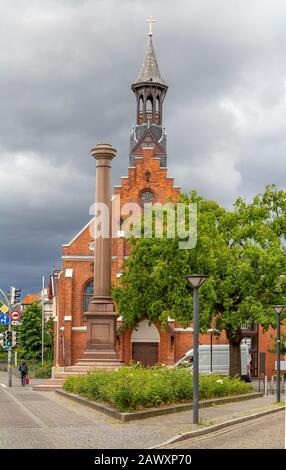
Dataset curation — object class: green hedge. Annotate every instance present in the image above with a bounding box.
[63,365,253,412]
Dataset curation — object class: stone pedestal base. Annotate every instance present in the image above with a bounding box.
[77,298,123,370]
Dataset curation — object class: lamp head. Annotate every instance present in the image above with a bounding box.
[271,305,286,315]
[186,275,208,289]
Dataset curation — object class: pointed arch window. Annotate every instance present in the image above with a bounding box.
[139,95,144,112]
[146,96,153,113]
[140,190,156,207]
[83,280,93,312]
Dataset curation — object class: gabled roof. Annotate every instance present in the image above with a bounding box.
[62,218,94,247]
[134,36,166,86]
[130,129,166,155]
[22,293,40,305]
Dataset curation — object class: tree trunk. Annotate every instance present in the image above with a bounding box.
[226,328,243,377]
[229,341,242,377]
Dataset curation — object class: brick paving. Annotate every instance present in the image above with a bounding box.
[162,412,285,449]
[0,372,284,449]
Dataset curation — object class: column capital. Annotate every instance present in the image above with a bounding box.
[91,143,117,162]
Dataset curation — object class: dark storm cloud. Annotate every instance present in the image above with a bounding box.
[1,0,286,295]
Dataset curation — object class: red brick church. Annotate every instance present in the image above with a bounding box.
[52,32,283,379]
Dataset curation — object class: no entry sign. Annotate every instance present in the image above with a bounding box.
[10,310,21,322]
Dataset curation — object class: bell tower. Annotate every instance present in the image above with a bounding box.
[131,36,168,126]
[130,19,168,168]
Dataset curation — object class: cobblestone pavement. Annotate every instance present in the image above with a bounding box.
[0,372,284,449]
[162,412,285,449]
[0,373,181,449]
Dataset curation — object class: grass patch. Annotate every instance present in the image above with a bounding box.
[63,365,253,412]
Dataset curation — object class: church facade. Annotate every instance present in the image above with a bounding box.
[54,33,282,378]
[55,32,184,369]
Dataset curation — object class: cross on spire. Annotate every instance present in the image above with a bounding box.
[146,15,157,36]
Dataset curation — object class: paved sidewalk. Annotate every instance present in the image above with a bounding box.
[161,412,285,449]
[0,372,284,449]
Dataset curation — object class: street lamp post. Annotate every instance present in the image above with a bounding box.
[210,330,213,373]
[271,305,286,403]
[186,275,208,425]
[51,269,61,370]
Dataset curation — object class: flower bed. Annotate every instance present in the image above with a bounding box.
[63,365,253,412]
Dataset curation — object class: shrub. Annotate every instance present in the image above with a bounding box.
[63,365,253,412]
[34,362,53,378]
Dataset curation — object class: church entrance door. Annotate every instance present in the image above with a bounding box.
[131,319,160,366]
[132,342,158,367]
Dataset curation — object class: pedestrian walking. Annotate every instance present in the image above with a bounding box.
[19,360,28,387]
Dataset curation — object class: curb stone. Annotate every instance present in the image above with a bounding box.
[55,390,262,422]
[150,406,285,448]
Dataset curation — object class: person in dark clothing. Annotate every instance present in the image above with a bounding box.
[19,360,28,387]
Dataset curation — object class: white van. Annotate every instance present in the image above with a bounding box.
[175,344,251,381]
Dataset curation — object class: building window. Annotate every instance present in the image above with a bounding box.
[146,95,153,113]
[140,190,155,207]
[83,280,93,312]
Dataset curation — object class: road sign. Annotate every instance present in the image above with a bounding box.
[10,310,21,322]
[0,304,9,314]
[0,314,10,325]
[11,321,22,326]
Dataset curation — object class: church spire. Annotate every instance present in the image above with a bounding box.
[134,35,166,86]
[129,23,168,168]
[131,24,168,126]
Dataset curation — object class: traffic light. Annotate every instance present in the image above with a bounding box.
[4,331,12,348]
[10,286,21,305]
[1,331,17,348]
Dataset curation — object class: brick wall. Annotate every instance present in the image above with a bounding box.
[258,324,286,377]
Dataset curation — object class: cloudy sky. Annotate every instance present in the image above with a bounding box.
[1,0,286,296]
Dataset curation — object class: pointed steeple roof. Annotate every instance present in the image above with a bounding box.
[134,36,166,86]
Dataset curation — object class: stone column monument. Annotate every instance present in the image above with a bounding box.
[80,143,121,367]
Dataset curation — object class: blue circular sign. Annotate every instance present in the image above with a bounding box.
[0,314,10,325]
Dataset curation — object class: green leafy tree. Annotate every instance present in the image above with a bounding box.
[268,331,286,356]
[44,318,54,361]
[197,186,286,376]
[19,302,42,359]
[18,302,53,361]
[113,186,286,377]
